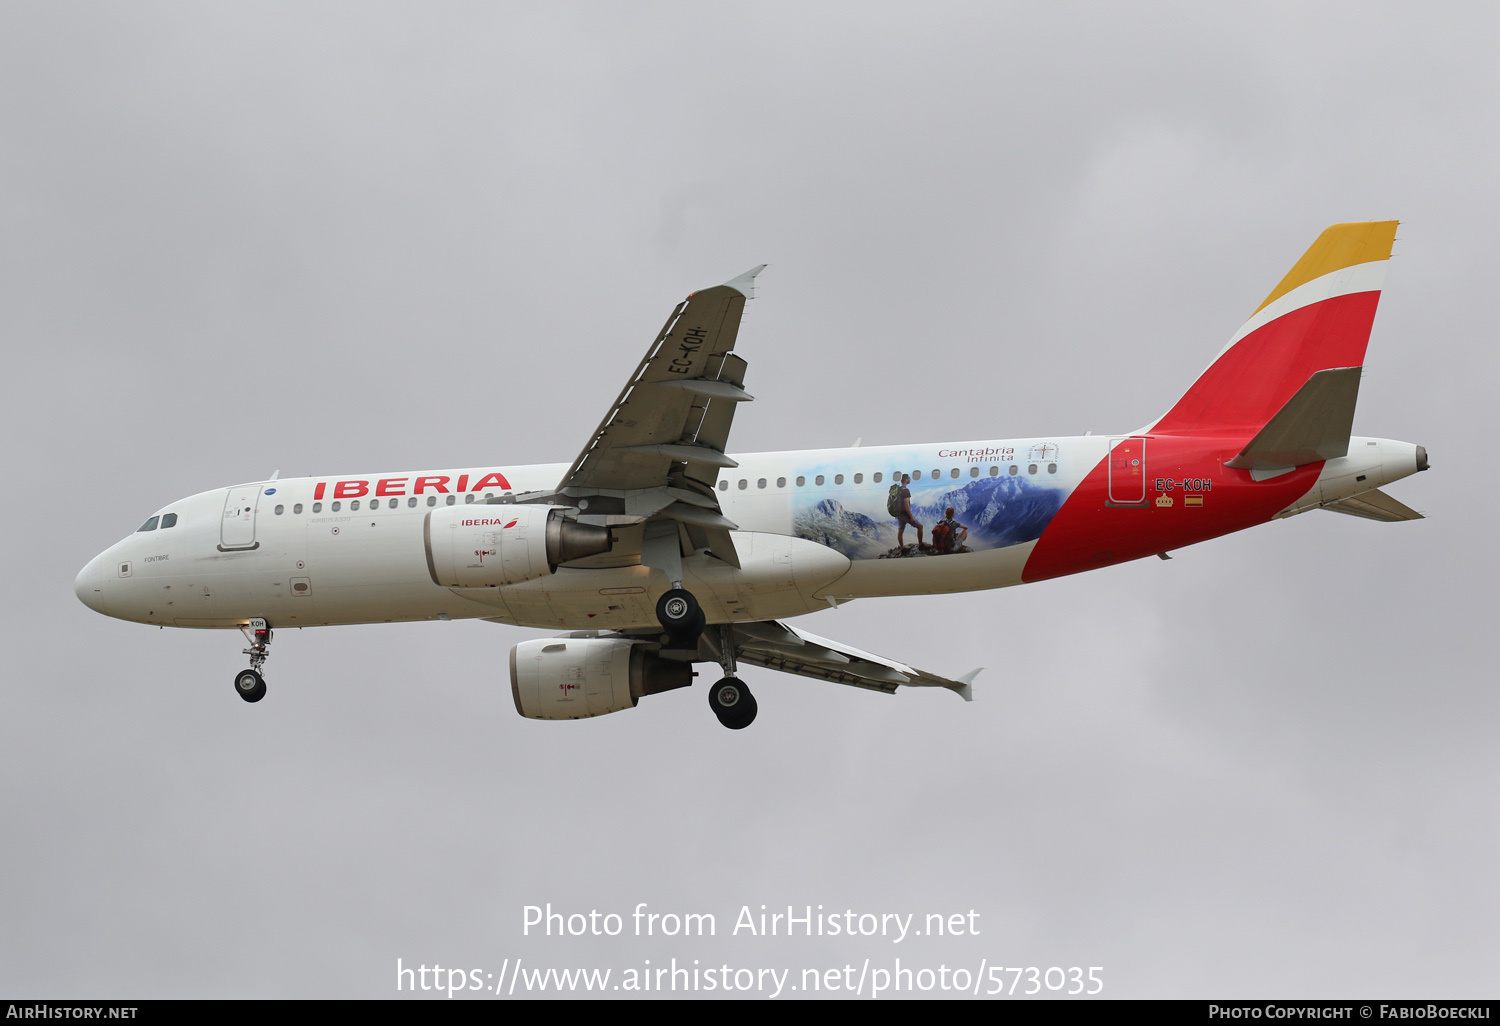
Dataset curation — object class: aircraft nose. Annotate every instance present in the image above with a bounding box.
[74,555,105,612]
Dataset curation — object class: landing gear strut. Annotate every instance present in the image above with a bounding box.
[234,618,272,703]
[708,623,756,729]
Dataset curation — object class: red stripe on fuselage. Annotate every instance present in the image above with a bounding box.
[1153,290,1381,436]
[1022,437,1322,583]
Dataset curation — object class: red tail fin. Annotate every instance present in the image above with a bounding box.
[1148,221,1398,438]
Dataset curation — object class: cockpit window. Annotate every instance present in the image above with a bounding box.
[160,513,178,528]
[137,516,159,532]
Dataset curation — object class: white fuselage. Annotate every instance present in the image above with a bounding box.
[74,434,1422,634]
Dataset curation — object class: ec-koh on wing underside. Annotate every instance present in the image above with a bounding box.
[550,265,766,568]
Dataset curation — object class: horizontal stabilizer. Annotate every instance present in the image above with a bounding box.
[1225,367,1361,472]
[1320,488,1424,522]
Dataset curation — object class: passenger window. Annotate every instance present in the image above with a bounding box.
[796,476,805,487]
[990,466,999,477]
[912,470,922,481]
[160,513,178,528]
[293,503,303,514]
[834,474,844,485]
[815,475,825,486]
[738,480,747,490]
[274,505,284,515]
[1048,463,1057,474]
[719,480,729,491]
[776,477,786,488]
[137,516,159,532]
[1008,465,1018,476]
[312,502,322,513]
[426,496,436,507]
[351,500,361,511]
[446,495,456,506]
[950,468,959,479]
[854,473,863,484]
[1028,464,1038,475]
[932,469,940,479]
[873,472,883,483]
[465,495,475,504]
[970,467,979,478]
[757,478,766,489]
[331,501,341,512]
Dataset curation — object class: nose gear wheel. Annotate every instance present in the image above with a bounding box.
[234,669,266,703]
[234,618,273,703]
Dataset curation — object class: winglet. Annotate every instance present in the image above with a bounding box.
[722,264,768,299]
[950,667,982,702]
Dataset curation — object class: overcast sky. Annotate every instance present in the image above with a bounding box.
[3,1,1496,999]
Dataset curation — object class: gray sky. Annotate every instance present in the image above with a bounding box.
[2,1,1495,998]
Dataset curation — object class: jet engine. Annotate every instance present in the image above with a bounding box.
[509,637,693,719]
[424,505,612,588]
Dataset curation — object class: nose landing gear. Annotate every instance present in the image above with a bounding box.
[234,618,272,703]
[235,668,266,703]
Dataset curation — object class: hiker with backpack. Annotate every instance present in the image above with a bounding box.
[932,506,969,555]
[887,473,924,551]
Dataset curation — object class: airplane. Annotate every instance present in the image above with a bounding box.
[75,221,1428,729]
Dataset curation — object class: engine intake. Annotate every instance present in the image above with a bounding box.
[510,637,693,719]
[424,505,612,588]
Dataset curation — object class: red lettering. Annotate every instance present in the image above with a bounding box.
[456,474,470,492]
[376,478,407,496]
[333,481,368,498]
[470,472,512,491]
[314,482,326,500]
[413,476,450,494]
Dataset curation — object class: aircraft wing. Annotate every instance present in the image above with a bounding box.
[558,266,763,495]
[548,266,765,567]
[726,620,979,701]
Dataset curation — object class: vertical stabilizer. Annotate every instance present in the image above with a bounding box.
[1147,221,1398,438]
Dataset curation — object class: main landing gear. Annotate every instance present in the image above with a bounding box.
[707,623,756,730]
[653,592,756,729]
[709,675,756,730]
[656,587,706,648]
[234,618,272,703]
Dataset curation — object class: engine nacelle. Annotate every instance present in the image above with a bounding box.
[509,637,693,720]
[424,504,612,588]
